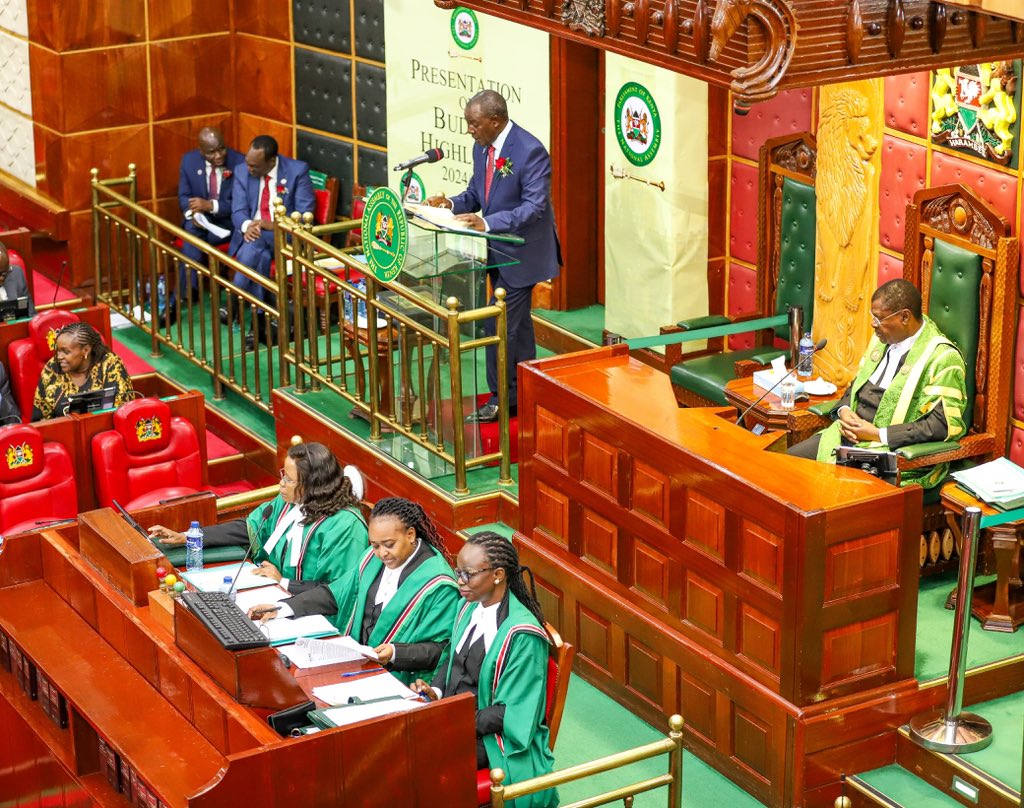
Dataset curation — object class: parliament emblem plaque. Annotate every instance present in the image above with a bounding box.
[614,81,662,167]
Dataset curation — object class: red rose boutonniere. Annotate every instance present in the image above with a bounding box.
[276,183,288,196]
[222,169,232,180]
[495,157,514,178]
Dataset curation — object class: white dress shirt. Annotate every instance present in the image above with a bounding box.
[241,162,280,233]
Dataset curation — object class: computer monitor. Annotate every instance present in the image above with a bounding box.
[66,384,118,415]
[0,297,29,323]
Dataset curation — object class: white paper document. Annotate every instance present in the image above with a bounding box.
[312,672,418,706]
[183,563,270,593]
[258,614,338,646]
[403,203,481,236]
[232,585,290,614]
[320,697,425,727]
[279,635,380,668]
[193,212,231,240]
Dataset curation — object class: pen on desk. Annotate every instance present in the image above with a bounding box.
[339,667,385,678]
[249,605,281,619]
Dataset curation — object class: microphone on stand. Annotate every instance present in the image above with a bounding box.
[392,148,444,172]
[225,504,275,602]
[734,338,828,427]
[52,260,67,308]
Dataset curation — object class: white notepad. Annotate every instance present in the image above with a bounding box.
[320,698,425,727]
[312,672,418,705]
[182,563,269,593]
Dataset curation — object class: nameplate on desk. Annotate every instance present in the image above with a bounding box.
[79,509,164,607]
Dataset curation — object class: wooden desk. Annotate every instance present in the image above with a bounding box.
[940,483,1024,632]
[723,375,833,446]
[517,345,921,808]
[0,510,478,807]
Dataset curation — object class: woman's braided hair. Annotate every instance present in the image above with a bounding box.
[369,497,454,567]
[55,322,111,371]
[466,531,549,639]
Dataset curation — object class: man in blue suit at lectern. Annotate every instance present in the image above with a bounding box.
[228,135,315,346]
[427,90,561,423]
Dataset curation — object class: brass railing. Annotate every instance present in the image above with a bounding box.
[489,715,684,808]
[91,166,512,494]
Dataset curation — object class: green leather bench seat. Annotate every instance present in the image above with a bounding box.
[670,347,786,406]
[157,543,247,570]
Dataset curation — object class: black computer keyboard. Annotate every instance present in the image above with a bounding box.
[181,591,271,651]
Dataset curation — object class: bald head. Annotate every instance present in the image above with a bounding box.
[198,127,228,167]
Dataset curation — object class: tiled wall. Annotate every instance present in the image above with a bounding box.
[17,1,392,285]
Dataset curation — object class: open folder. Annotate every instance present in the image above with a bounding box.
[257,614,337,646]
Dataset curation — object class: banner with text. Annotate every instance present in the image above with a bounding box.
[604,53,708,345]
[384,2,550,202]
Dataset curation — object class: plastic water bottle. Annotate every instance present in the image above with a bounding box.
[354,278,368,325]
[220,575,235,602]
[156,276,167,317]
[184,521,204,572]
[797,332,814,379]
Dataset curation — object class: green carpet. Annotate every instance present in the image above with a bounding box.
[957,689,1023,790]
[554,677,765,807]
[114,322,277,444]
[858,765,963,807]
[534,305,605,347]
[914,572,1024,682]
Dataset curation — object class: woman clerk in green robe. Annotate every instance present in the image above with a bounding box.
[412,532,557,808]
[149,442,368,612]
[248,497,460,684]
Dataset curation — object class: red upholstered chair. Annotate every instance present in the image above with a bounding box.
[476,627,575,806]
[7,309,82,422]
[91,397,204,509]
[0,424,77,535]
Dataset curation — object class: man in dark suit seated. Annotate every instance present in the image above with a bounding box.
[426,90,561,424]
[0,359,19,426]
[0,243,35,319]
[176,127,243,309]
[227,135,315,348]
[788,279,968,490]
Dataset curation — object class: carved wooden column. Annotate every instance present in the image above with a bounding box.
[811,79,883,388]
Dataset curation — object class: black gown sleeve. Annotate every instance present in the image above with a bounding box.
[284,584,339,618]
[391,641,446,673]
[199,519,250,548]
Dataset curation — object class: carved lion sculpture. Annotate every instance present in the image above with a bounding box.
[815,87,879,386]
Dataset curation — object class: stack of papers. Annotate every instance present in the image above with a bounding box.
[308,697,425,729]
[952,458,1024,510]
[279,636,379,669]
[312,672,418,706]
[259,614,338,646]
[182,563,269,592]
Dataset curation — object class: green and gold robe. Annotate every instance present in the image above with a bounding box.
[816,315,967,489]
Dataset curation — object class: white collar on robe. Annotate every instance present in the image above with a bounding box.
[375,540,420,606]
[456,599,501,654]
[262,504,306,567]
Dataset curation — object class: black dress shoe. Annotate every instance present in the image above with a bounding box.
[219,307,231,326]
[466,403,500,423]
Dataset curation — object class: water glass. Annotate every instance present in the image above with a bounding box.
[779,380,796,411]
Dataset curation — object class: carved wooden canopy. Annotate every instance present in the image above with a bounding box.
[943,0,1024,24]
[433,0,1024,107]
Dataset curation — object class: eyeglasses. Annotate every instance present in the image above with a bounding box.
[279,468,297,485]
[454,566,492,583]
[870,308,907,328]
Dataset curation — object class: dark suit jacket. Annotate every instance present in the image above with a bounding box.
[0,361,20,425]
[832,351,950,449]
[177,148,244,230]
[229,155,316,255]
[3,265,35,317]
[450,123,561,289]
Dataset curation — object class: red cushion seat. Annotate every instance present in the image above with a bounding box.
[0,424,77,534]
[8,309,82,422]
[91,397,205,509]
